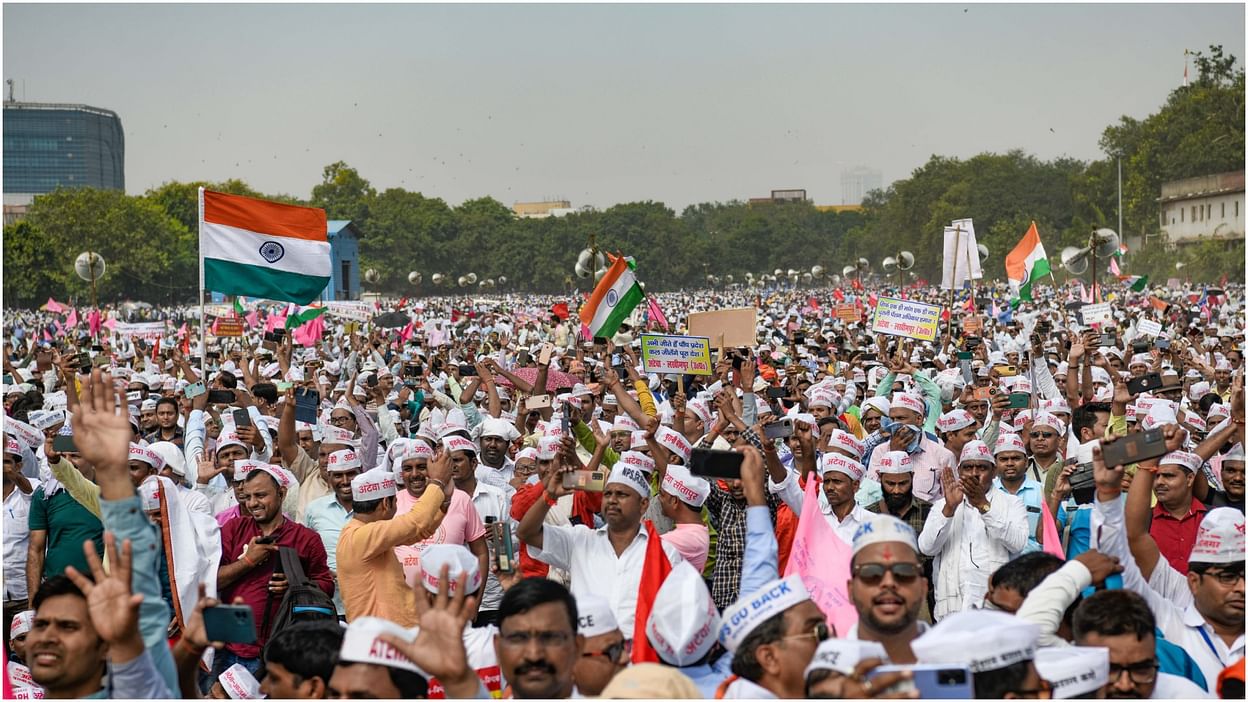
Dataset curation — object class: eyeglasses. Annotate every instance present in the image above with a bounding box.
[329,415,354,426]
[581,640,630,663]
[499,630,573,648]
[1109,660,1159,684]
[779,621,831,645]
[1197,568,1246,586]
[853,562,921,585]
[1030,432,1056,439]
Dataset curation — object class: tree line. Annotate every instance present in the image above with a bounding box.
[4,46,1242,307]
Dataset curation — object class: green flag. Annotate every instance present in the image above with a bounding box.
[285,305,326,329]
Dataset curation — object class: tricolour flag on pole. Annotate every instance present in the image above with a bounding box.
[579,254,644,338]
[1121,275,1148,292]
[1005,221,1051,307]
[200,189,330,304]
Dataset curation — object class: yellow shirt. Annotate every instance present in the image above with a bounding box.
[49,458,102,518]
[336,485,446,627]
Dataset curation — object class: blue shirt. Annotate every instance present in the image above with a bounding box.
[1057,500,1093,559]
[303,494,353,615]
[995,477,1044,553]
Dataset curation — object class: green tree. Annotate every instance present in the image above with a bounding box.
[19,188,196,304]
[310,161,376,225]
[2,220,61,306]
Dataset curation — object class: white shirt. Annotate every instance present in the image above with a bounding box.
[530,521,682,635]
[4,480,39,600]
[818,491,873,545]
[470,481,510,612]
[1152,672,1213,699]
[720,676,777,699]
[918,489,1029,620]
[475,456,515,498]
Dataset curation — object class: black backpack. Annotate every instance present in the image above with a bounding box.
[261,547,337,640]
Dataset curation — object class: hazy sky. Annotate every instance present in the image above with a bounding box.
[3,2,1243,211]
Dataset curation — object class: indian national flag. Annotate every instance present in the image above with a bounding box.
[580,254,644,338]
[1005,221,1050,307]
[1121,275,1149,292]
[200,189,330,304]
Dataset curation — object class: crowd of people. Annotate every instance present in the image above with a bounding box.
[2,278,1244,699]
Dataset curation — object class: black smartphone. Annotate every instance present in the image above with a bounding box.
[403,364,423,378]
[294,387,320,424]
[689,448,745,480]
[767,386,787,400]
[207,389,235,404]
[792,332,806,346]
[203,605,258,644]
[459,364,477,377]
[763,419,795,440]
[964,337,981,349]
[1156,338,1171,350]
[517,351,531,366]
[1126,373,1162,396]
[1101,429,1168,468]
[1069,462,1097,505]
[263,329,286,342]
[592,336,609,347]
[1099,333,1117,347]
[255,534,279,545]
[366,374,379,388]
[91,344,104,353]
[52,434,77,453]
[206,351,221,360]
[232,408,252,428]
[1131,341,1150,354]
[561,411,571,435]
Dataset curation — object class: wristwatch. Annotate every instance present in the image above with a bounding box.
[976,501,991,515]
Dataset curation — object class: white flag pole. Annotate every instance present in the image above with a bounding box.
[198,187,206,378]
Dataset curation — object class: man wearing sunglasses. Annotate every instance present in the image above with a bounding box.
[1025,412,1066,484]
[846,515,929,664]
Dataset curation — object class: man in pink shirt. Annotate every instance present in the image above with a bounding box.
[393,437,489,600]
[658,464,711,572]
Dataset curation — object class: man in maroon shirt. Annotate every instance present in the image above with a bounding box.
[214,465,334,680]
[1148,450,1207,574]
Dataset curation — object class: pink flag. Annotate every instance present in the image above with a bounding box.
[1079,281,1092,304]
[245,311,260,329]
[1108,257,1121,277]
[265,314,287,333]
[783,476,859,637]
[44,297,65,313]
[178,323,189,338]
[65,308,79,328]
[96,314,111,333]
[1039,498,1065,559]
[43,329,53,343]
[398,322,415,343]
[292,315,324,346]
[645,296,670,331]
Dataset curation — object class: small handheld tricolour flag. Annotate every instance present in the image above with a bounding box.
[200,189,330,304]
[580,253,644,339]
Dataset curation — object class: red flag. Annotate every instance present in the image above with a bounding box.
[397,297,409,310]
[832,288,845,303]
[941,307,951,322]
[807,296,820,310]
[551,302,570,321]
[851,277,864,292]
[630,520,672,664]
[964,295,976,313]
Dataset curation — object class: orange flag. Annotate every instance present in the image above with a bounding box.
[630,520,672,663]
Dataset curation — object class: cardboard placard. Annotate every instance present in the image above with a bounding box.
[1080,302,1113,326]
[833,304,859,322]
[640,334,713,376]
[961,316,983,335]
[1137,319,1163,337]
[214,317,244,337]
[686,307,757,348]
[870,296,941,342]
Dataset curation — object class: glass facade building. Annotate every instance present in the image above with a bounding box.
[3,102,125,194]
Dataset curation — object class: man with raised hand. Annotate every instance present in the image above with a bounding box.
[1089,426,1245,687]
[25,369,177,698]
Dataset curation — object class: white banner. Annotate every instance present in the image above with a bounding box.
[1080,302,1113,326]
[941,218,983,290]
[325,301,373,322]
[1137,319,1162,337]
[114,322,167,339]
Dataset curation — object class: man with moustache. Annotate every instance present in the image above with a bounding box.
[865,451,934,617]
[845,516,930,664]
[993,432,1045,553]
